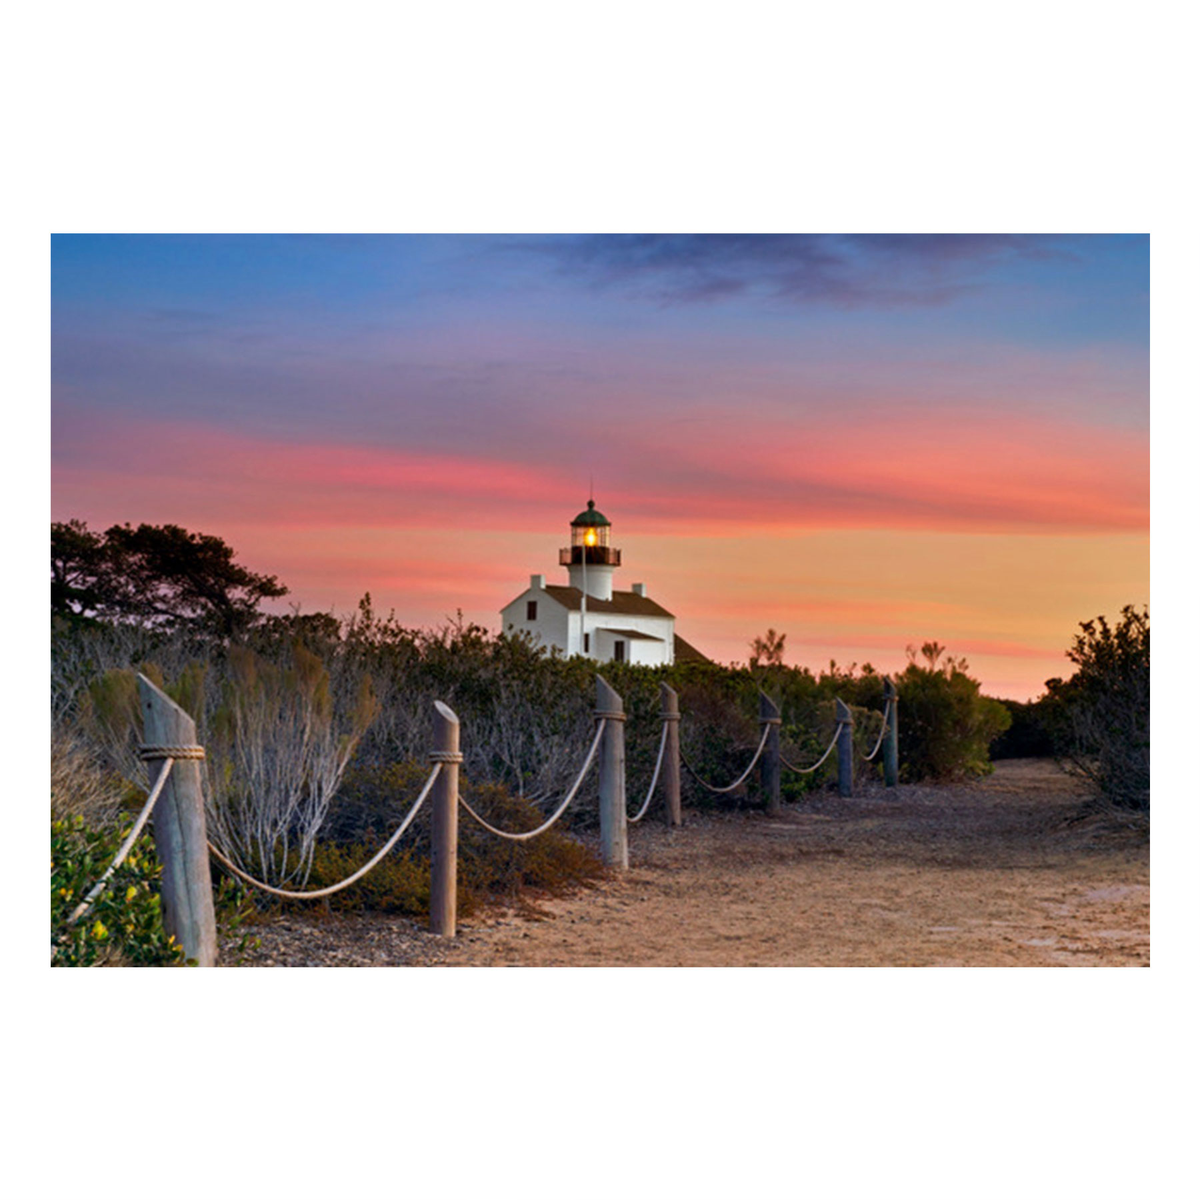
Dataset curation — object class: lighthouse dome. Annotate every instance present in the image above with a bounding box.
[571,499,610,527]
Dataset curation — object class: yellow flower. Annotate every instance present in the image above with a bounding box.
[92,920,108,940]
[125,886,138,902]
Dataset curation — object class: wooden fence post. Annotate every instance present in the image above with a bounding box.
[835,697,854,799]
[137,674,218,967]
[596,675,628,869]
[429,700,461,937]
[759,691,781,815]
[883,677,899,788]
[661,682,682,827]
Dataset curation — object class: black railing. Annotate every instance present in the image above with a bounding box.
[560,546,621,567]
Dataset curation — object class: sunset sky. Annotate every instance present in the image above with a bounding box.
[51,234,1148,700]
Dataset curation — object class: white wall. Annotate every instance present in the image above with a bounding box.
[592,615,675,666]
[567,562,616,601]
[500,586,571,655]
[501,581,675,665]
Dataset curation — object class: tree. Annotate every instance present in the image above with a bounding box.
[749,628,787,669]
[51,519,108,620]
[51,520,287,637]
[1046,606,1149,811]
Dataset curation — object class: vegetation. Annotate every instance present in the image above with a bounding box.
[988,699,1056,760]
[51,817,183,967]
[894,642,1011,780]
[1044,606,1150,811]
[52,519,287,637]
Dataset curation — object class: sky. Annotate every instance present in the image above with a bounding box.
[51,233,1149,700]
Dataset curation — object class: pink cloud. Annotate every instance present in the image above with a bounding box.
[53,405,1147,542]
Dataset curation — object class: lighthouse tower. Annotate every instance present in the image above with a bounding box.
[561,499,620,601]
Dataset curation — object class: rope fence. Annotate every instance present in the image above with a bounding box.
[780,727,841,775]
[680,721,771,795]
[205,762,442,900]
[457,719,606,841]
[859,698,892,763]
[60,752,183,930]
[58,673,900,963]
[628,719,670,824]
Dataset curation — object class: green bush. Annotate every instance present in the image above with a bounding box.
[895,646,1011,781]
[52,817,261,967]
[1044,606,1149,810]
[51,817,183,967]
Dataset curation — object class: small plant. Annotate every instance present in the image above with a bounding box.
[51,816,183,967]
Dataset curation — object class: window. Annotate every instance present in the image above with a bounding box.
[614,639,626,662]
[526,600,537,620]
[584,633,590,652]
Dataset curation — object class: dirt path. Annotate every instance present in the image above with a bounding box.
[446,759,1149,967]
[229,760,1148,967]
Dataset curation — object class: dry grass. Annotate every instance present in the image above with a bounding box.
[50,725,127,825]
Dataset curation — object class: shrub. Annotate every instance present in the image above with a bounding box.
[51,817,183,967]
[247,763,606,918]
[989,699,1056,759]
[1046,606,1149,810]
[895,644,1011,780]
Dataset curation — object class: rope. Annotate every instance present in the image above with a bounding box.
[780,727,841,775]
[859,699,892,762]
[61,757,177,929]
[680,721,771,795]
[206,763,442,899]
[628,719,670,824]
[139,743,206,760]
[458,719,606,841]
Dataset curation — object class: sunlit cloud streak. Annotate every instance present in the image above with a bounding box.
[52,404,1146,538]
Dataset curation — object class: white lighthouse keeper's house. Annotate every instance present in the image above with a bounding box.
[501,500,694,666]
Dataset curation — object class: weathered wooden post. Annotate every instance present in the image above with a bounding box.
[137,674,218,966]
[759,691,781,815]
[883,677,899,788]
[429,700,461,937]
[835,697,854,799]
[596,675,628,869]
[661,682,682,827]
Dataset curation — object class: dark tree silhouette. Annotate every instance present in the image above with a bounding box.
[51,520,288,637]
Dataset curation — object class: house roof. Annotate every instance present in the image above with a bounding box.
[543,585,674,618]
[597,626,665,642]
[673,633,712,664]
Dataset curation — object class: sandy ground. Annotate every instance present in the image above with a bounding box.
[227,759,1149,967]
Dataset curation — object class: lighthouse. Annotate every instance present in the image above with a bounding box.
[500,500,709,666]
